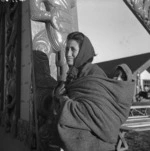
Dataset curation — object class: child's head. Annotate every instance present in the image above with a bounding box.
[113,64,132,81]
[113,67,127,81]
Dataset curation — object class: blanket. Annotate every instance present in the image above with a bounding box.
[57,74,135,151]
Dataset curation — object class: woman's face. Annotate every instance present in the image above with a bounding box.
[66,40,80,66]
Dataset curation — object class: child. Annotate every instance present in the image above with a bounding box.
[113,64,133,81]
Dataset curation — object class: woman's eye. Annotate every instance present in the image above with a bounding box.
[66,47,76,53]
[66,47,69,51]
[71,47,76,52]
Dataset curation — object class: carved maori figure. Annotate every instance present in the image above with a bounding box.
[4,2,18,136]
[5,2,18,81]
[30,0,76,81]
[30,1,76,150]
[30,0,75,49]
[5,78,16,133]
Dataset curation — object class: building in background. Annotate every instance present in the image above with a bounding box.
[97,52,150,102]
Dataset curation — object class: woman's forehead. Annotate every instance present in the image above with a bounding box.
[67,40,79,47]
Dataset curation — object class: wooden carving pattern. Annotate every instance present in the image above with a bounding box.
[30,0,76,81]
[29,1,77,150]
[125,0,150,33]
[17,119,35,148]
[3,2,20,136]
[0,4,5,114]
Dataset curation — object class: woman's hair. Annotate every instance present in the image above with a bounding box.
[67,32,84,49]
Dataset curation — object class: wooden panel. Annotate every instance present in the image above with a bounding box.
[20,0,32,121]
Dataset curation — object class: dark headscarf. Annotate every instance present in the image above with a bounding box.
[67,35,96,81]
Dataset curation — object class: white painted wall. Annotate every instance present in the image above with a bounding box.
[77,0,150,63]
[140,70,150,90]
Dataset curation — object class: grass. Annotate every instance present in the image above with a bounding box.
[125,131,150,151]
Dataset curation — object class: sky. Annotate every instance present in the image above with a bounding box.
[77,0,150,63]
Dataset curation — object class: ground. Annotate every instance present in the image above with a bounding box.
[0,126,150,151]
[0,126,30,151]
[126,131,150,151]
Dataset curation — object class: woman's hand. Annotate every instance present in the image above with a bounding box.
[54,82,66,100]
[53,95,69,115]
[59,95,69,103]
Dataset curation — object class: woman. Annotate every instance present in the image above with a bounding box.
[54,32,135,151]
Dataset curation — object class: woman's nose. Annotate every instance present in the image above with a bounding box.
[67,49,72,57]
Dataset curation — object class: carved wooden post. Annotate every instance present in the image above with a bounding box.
[29,0,78,150]
[0,3,5,112]
[30,0,77,81]
[1,1,22,137]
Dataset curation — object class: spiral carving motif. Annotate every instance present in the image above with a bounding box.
[30,0,75,52]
